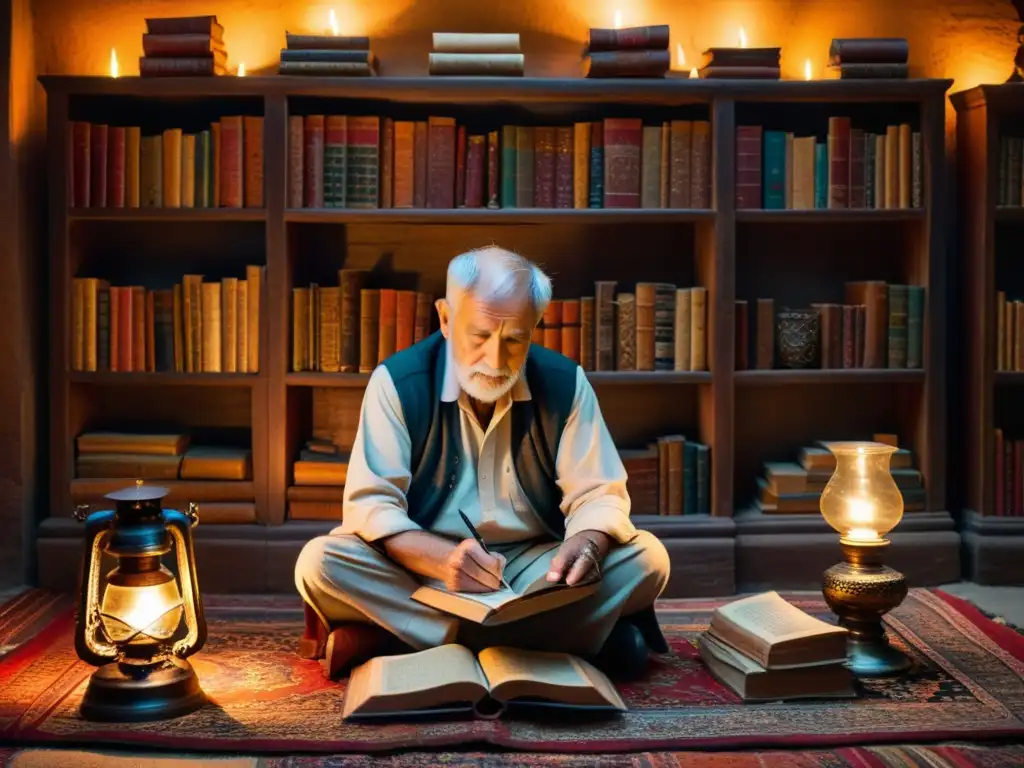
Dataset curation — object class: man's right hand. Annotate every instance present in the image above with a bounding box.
[442,538,506,593]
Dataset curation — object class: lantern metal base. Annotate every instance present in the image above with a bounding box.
[822,538,912,678]
[79,655,206,722]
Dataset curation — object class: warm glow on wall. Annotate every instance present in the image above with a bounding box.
[804,58,812,80]
[109,48,118,78]
[329,8,339,35]
[738,27,748,48]
[614,10,623,30]
[237,61,246,76]
[676,42,684,68]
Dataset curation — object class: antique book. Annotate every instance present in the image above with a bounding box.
[411,570,599,626]
[342,644,625,721]
[707,591,848,669]
[698,633,855,702]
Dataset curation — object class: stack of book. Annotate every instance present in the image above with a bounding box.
[294,438,348,486]
[699,591,856,702]
[828,38,909,80]
[753,435,925,515]
[698,46,780,79]
[279,32,378,76]
[140,15,227,77]
[582,24,670,78]
[428,33,524,76]
[75,432,251,481]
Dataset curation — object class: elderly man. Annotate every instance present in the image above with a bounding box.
[295,247,671,681]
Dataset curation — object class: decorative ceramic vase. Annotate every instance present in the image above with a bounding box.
[776,308,820,369]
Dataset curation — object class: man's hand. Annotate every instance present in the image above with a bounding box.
[546,531,612,586]
[442,538,507,593]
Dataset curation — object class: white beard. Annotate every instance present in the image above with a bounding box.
[455,361,521,403]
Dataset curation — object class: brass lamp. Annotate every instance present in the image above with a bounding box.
[820,441,911,677]
[73,482,207,721]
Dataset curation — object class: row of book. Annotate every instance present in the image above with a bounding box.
[536,285,708,372]
[737,284,925,371]
[69,268,263,374]
[699,591,854,702]
[292,278,434,374]
[754,435,924,514]
[996,292,1024,371]
[995,137,1024,207]
[737,120,922,210]
[622,434,710,516]
[69,119,263,209]
[290,116,712,210]
[75,431,251,481]
[994,428,1024,517]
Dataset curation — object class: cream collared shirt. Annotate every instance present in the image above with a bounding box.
[340,339,636,548]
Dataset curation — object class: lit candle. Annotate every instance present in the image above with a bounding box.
[804,58,812,80]
[329,9,339,36]
[847,527,881,542]
[689,68,699,79]
[237,62,246,77]
[614,10,623,29]
[738,27,747,48]
[109,48,119,78]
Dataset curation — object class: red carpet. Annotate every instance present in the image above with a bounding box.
[1,589,1023,754]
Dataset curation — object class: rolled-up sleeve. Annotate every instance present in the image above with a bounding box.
[340,366,424,542]
[556,368,637,544]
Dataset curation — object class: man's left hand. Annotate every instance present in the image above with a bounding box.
[546,531,612,586]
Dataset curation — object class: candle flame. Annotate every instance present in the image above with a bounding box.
[237,61,246,77]
[804,58,812,80]
[689,67,699,79]
[738,27,748,48]
[676,43,685,68]
[614,10,623,29]
[847,527,881,542]
[109,48,119,78]
[329,8,339,35]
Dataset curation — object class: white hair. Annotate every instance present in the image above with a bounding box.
[445,247,552,322]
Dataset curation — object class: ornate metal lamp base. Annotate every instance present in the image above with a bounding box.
[822,538,912,678]
[80,656,206,722]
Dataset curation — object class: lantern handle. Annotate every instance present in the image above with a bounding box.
[186,502,200,526]
[164,509,207,658]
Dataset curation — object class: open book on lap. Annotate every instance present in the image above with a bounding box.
[411,570,600,626]
[342,644,626,721]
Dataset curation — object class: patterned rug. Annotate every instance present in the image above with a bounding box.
[2,742,1024,767]
[1,588,1023,754]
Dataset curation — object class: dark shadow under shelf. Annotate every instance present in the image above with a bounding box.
[735,369,925,386]
[69,372,262,387]
[69,208,266,222]
[284,209,715,225]
[736,209,925,223]
[285,371,713,388]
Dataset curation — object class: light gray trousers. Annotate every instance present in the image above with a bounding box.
[294,529,671,657]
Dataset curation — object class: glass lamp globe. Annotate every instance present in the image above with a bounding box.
[819,441,904,543]
[99,564,185,645]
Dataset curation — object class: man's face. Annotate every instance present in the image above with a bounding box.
[439,293,536,403]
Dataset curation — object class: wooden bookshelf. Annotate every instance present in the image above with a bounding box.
[37,75,959,595]
[952,84,1024,585]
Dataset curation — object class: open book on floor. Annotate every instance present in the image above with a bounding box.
[411,570,600,626]
[341,644,626,721]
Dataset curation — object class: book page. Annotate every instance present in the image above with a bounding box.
[379,645,486,694]
[520,569,598,596]
[478,646,625,709]
[342,644,488,719]
[715,591,844,643]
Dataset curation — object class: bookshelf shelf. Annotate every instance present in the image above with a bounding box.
[38,75,955,596]
[734,369,925,386]
[283,209,715,225]
[735,209,926,223]
[954,84,1024,585]
[69,371,262,387]
[68,208,267,222]
[994,372,1024,385]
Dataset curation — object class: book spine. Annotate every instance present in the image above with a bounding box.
[635,283,656,371]
[346,115,380,209]
[615,294,636,370]
[579,296,595,371]
[654,284,675,371]
[735,125,761,209]
[906,285,924,369]
[689,288,707,371]
[414,292,432,343]
[814,142,828,209]
[500,125,517,208]
[588,122,604,208]
[455,125,466,207]
[221,278,238,373]
[413,121,428,208]
[381,117,394,209]
[602,118,642,208]
[359,289,380,373]
[181,133,195,208]
[594,281,617,371]
[377,289,398,364]
[912,131,922,208]
[533,127,556,208]
[486,130,499,208]
[573,122,590,209]
[395,290,417,352]
[243,116,264,208]
[561,299,581,362]
[71,122,91,207]
[887,284,908,368]
[542,300,562,352]
[763,130,786,209]
[864,134,876,209]
[303,115,325,208]
[515,126,534,207]
[90,124,108,207]
[107,126,126,208]
[640,126,661,209]
[288,115,304,207]
[554,126,574,209]
[220,117,243,208]
[827,116,851,208]
[319,287,341,373]
[848,128,865,208]
[324,115,348,208]
[393,121,415,208]
[426,117,456,209]
[97,286,110,371]
[465,134,485,208]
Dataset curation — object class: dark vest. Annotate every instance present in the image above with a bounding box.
[382,330,578,538]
